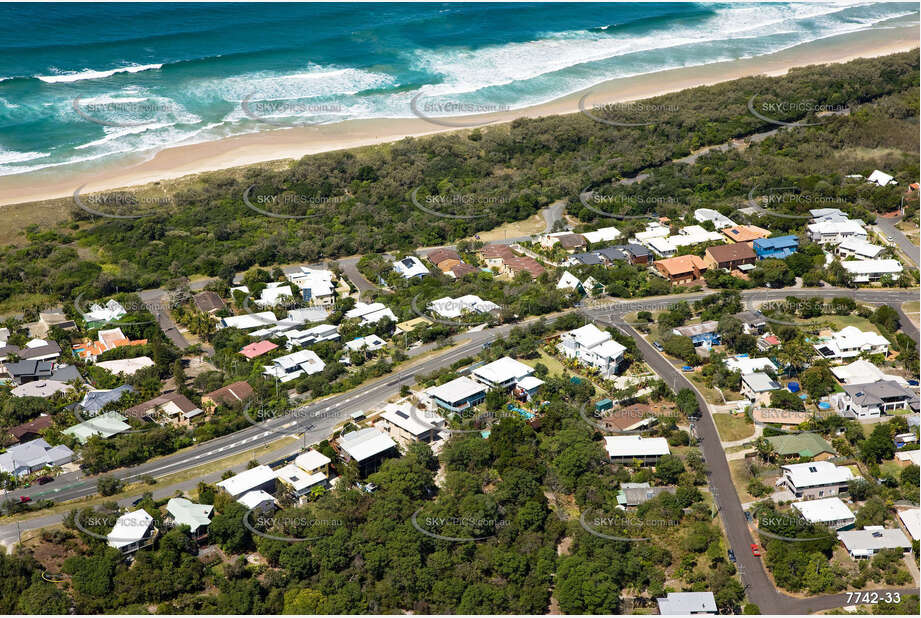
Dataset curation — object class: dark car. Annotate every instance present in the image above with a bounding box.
[36,476,54,485]
[728,549,736,563]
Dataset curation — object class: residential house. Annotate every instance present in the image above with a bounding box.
[721,225,771,245]
[83,299,127,328]
[656,592,717,616]
[11,379,73,398]
[263,349,325,383]
[0,438,74,477]
[594,244,651,265]
[376,402,445,445]
[3,359,80,385]
[753,235,799,259]
[18,339,62,362]
[255,282,294,308]
[617,482,677,507]
[427,377,487,412]
[741,372,782,405]
[276,449,331,499]
[107,510,156,555]
[898,509,920,542]
[558,323,627,376]
[74,327,146,362]
[813,326,889,360]
[645,225,725,257]
[540,232,586,252]
[694,208,735,229]
[394,256,430,279]
[283,323,339,349]
[836,237,884,260]
[703,242,756,271]
[426,248,462,273]
[503,256,545,279]
[240,340,278,359]
[217,465,277,499]
[604,435,670,464]
[428,295,500,319]
[513,376,545,401]
[220,312,278,330]
[288,267,337,306]
[192,291,226,314]
[479,245,516,270]
[602,403,659,433]
[556,271,583,292]
[867,169,897,186]
[732,310,768,335]
[566,252,603,267]
[202,381,254,413]
[449,263,479,279]
[829,381,919,419]
[344,302,397,326]
[766,433,835,459]
[841,259,903,283]
[95,357,156,377]
[896,451,921,467]
[5,414,53,445]
[724,356,776,374]
[166,498,213,541]
[807,219,867,245]
[581,226,622,244]
[632,221,671,245]
[336,427,399,476]
[471,356,535,390]
[792,497,855,530]
[838,527,911,559]
[345,334,387,353]
[238,490,276,513]
[672,321,720,348]
[77,385,134,417]
[654,255,708,284]
[63,412,132,444]
[125,392,203,426]
[395,316,433,335]
[781,461,855,500]
[810,208,849,221]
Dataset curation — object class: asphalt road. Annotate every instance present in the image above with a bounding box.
[584,288,918,613]
[875,215,919,268]
[138,288,190,350]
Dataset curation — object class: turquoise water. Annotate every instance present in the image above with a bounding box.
[0,2,916,178]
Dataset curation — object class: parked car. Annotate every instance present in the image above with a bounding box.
[36,476,53,485]
[728,549,736,563]
[19,496,31,503]
[750,543,761,557]
[653,341,664,351]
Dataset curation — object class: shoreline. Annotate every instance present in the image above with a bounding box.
[0,24,918,207]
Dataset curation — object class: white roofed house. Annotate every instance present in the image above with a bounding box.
[166,498,213,541]
[426,376,487,412]
[283,323,340,349]
[514,375,545,402]
[277,449,332,500]
[645,225,725,258]
[376,402,445,445]
[217,465,277,499]
[813,326,889,360]
[263,349,325,383]
[867,169,897,186]
[781,461,855,500]
[838,526,911,559]
[694,208,735,229]
[237,490,276,514]
[724,356,777,375]
[393,256,430,279]
[0,438,74,477]
[604,435,670,465]
[428,295,501,320]
[107,509,156,555]
[792,497,856,529]
[345,334,386,353]
[840,259,903,283]
[471,356,535,390]
[255,282,294,308]
[836,237,885,260]
[344,302,398,326]
[83,299,127,327]
[336,427,399,476]
[830,359,908,386]
[556,271,583,292]
[219,312,278,330]
[288,267,337,306]
[656,592,717,615]
[806,219,867,245]
[558,323,627,377]
[581,226,622,244]
[740,372,781,406]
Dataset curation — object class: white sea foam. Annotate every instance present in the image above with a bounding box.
[36,63,164,83]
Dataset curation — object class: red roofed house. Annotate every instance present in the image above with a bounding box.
[479,245,516,270]
[202,381,255,413]
[240,340,278,360]
[504,256,546,279]
[75,327,147,362]
[5,414,54,445]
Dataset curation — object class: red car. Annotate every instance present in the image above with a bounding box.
[19,496,31,503]
[750,543,761,556]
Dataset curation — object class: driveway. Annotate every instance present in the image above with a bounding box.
[138,288,189,350]
[875,215,919,267]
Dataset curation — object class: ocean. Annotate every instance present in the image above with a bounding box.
[0,2,917,178]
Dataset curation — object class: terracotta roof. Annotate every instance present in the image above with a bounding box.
[505,256,545,278]
[193,291,226,313]
[240,340,278,359]
[706,242,755,263]
[602,404,656,431]
[480,245,516,260]
[655,255,707,276]
[204,381,254,407]
[7,414,53,443]
[721,225,771,243]
[426,248,460,266]
[451,263,479,278]
[125,392,199,421]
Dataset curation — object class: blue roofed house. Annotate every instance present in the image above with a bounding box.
[754,235,799,259]
[672,321,721,349]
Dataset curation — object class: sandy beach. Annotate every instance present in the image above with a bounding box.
[0,24,917,207]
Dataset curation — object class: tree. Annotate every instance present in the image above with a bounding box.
[770,389,804,411]
[859,424,895,463]
[676,388,700,418]
[283,588,330,614]
[655,454,685,484]
[799,366,837,399]
[871,305,899,332]
[96,476,122,496]
[17,581,69,614]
